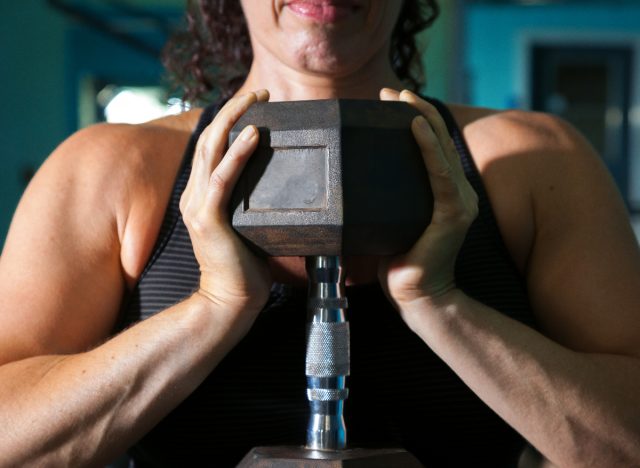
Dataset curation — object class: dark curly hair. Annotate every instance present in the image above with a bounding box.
[164,0,440,104]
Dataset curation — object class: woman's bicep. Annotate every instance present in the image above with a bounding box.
[0,129,128,365]
[525,120,640,357]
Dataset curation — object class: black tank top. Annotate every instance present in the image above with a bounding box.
[119,99,535,467]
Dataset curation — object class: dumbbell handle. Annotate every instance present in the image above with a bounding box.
[305,256,349,451]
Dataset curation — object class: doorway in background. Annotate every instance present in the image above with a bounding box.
[530,45,633,206]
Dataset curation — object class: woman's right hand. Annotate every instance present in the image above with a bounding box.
[180,90,272,319]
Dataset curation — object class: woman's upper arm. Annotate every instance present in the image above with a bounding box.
[516,114,640,356]
[467,108,640,357]
[0,125,131,365]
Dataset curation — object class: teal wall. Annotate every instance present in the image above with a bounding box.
[0,2,170,248]
[0,3,70,247]
[465,3,640,109]
[464,2,640,210]
[422,0,460,102]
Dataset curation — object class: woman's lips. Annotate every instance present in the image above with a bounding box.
[286,0,360,23]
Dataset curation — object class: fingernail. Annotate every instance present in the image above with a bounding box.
[240,125,256,141]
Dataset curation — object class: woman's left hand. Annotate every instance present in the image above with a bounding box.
[377,89,479,323]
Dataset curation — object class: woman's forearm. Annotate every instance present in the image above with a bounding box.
[400,289,640,467]
[0,292,256,467]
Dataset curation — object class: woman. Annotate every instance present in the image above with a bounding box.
[0,0,639,466]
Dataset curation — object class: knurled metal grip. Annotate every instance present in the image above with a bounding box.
[305,255,349,451]
[305,322,350,378]
[307,388,350,402]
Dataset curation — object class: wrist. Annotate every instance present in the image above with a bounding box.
[191,289,263,334]
[196,278,268,315]
[396,287,468,334]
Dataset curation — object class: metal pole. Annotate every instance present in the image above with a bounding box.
[304,256,350,451]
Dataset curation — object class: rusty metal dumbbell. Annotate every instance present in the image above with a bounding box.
[231,100,431,467]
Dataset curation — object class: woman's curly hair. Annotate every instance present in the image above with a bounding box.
[164,0,440,104]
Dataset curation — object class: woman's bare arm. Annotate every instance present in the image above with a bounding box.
[0,293,255,466]
[0,91,271,466]
[380,90,640,467]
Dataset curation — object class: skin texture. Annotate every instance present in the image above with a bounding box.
[1,0,640,466]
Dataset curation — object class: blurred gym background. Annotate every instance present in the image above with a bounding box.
[1,0,640,249]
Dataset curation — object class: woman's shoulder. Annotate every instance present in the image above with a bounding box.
[45,109,204,213]
[446,102,603,203]
[446,103,587,160]
[35,108,204,285]
[444,103,602,273]
[50,109,203,178]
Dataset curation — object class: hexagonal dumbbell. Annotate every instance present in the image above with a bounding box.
[229,99,433,257]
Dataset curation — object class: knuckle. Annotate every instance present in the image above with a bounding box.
[458,199,478,225]
[224,144,240,160]
[209,172,228,193]
[221,95,241,110]
[436,187,478,227]
[226,142,250,163]
[425,129,440,146]
[180,193,195,219]
[179,194,188,214]
[189,216,208,236]
[433,162,455,180]
[467,197,480,222]
[423,103,439,119]
[445,204,467,223]
[399,89,416,101]
[196,136,216,163]
[182,208,196,229]
[209,123,226,145]
[193,139,206,162]
[460,205,477,226]
[448,138,458,153]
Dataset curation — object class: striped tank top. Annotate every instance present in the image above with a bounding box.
[119,98,535,467]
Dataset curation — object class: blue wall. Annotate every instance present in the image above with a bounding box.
[464,3,640,210]
[0,3,172,248]
[422,0,460,102]
[0,3,69,246]
[465,3,640,109]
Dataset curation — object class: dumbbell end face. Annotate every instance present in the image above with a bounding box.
[230,99,433,257]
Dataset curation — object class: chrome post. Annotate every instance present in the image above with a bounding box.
[304,255,349,451]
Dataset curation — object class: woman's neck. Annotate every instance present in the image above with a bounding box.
[235,48,405,101]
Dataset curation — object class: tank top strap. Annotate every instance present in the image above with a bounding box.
[426,97,526,286]
[138,102,221,282]
[114,102,222,331]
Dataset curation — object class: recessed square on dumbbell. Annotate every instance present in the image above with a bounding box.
[229,100,433,257]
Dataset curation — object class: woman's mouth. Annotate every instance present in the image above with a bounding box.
[286,0,361,23]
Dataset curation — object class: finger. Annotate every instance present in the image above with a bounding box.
[207,124,259,218]
[382,88,458,179]
[380,87,400,101]
[412,116,451,183]
[253,89,270,102]
[187,90,269,205]
[399,90,463,176]
[413,115,478,229]
[198,89,269,177]
[412,116,462,209]
[399,90,449,146]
